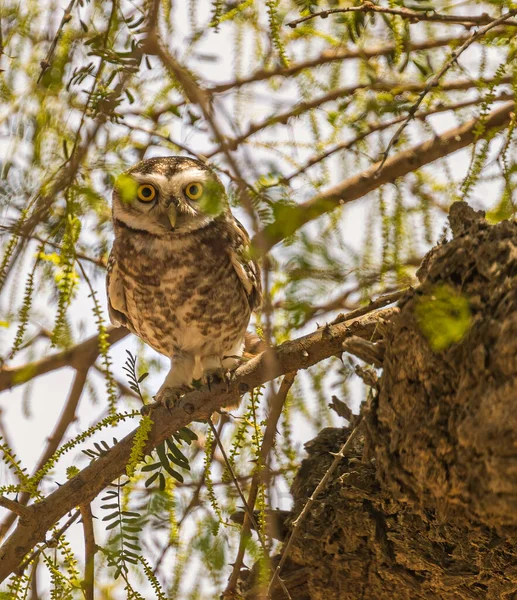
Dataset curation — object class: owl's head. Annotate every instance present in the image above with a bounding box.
[112,156,228,235]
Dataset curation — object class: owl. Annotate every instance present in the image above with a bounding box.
[106,156,261,405]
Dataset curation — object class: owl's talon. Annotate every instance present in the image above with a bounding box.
[145,386,189,412]
[203,368,235,393]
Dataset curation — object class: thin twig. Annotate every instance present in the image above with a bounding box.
[79,503,95,600]
[283,92,513,184]
[208,418,266,551]
[224,372,297,597]
[209,35,465,94]
[330,289,406,326]
[0,366,91,542]
[208,75,513,157]
[37,0,77,83]
[16,510,81,575]
[267,418,364,596]
[254,101,515,255]
[287,3,517,29]
[376,9,517,172]
[0,225,107,268]
[0,327,128,392]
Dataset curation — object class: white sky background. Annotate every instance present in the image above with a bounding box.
[0,0,513,597]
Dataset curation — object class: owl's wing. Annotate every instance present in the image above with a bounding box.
[106,252,130,328]
[228,218,262,312]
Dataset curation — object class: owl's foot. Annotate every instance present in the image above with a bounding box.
[142,386,190,414]
[203,367,235,392]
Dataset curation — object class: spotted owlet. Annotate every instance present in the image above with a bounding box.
[106,156,261,404]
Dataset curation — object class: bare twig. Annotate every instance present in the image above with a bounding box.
[376,9,517,172]
[0,365,91,542]
[0,497,31,520]
[37,0,77,83]
[331,289,406,325]
[208,418,266,550]
[0,225,107,268]
[224,372,297,597]
[283,93,514,184]
[210,75,513,156]
[79,503,95,600]
[287,3,517,29]
[267,418,364,596]
[16,510,81,575]
[210,35,465,93]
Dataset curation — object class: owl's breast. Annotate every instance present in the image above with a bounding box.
[119,245,251,358]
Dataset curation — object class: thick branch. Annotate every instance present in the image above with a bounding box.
[0,327,128,392]
[0,306,398,582]
[254,101,515,254]
[0,497,31,521]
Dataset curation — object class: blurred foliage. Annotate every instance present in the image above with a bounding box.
[415,284,472,352]
[0,0,517,597]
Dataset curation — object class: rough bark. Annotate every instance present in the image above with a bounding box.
[244,203,517,599]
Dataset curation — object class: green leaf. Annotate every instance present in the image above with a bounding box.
[168,452,190,470]
[145,472,160,487]
[141,462,161,472]
[160,461,184,483]
[156,441,169,466]
[166,439,189,465]
[102,511,120,521]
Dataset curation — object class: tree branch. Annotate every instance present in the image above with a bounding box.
[224,372,297,597]
[282,93,514,184]
[209,35,466,93]
[376,9,517,171]
[0,327,128,392]
[0,497,31,521]
[287,3,517,29]
[79,503,95,600]
[254,101,515,255]
[0,364,92,542]
[211,75,513,155]
[0,305,398,582]
[267,418,364,596]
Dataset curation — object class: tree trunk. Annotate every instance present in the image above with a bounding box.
[243,202,517,599]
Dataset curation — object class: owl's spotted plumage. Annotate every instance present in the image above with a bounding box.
[107,156,261,402]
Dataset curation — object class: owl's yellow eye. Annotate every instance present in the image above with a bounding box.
[137,184,157,202]
[185,182,203,200]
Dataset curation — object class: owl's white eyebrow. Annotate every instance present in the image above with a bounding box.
[170,169,209,187]
[132,170,209,193]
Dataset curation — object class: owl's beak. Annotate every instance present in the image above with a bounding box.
[158,205,178,231]
[167,204,177,229]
